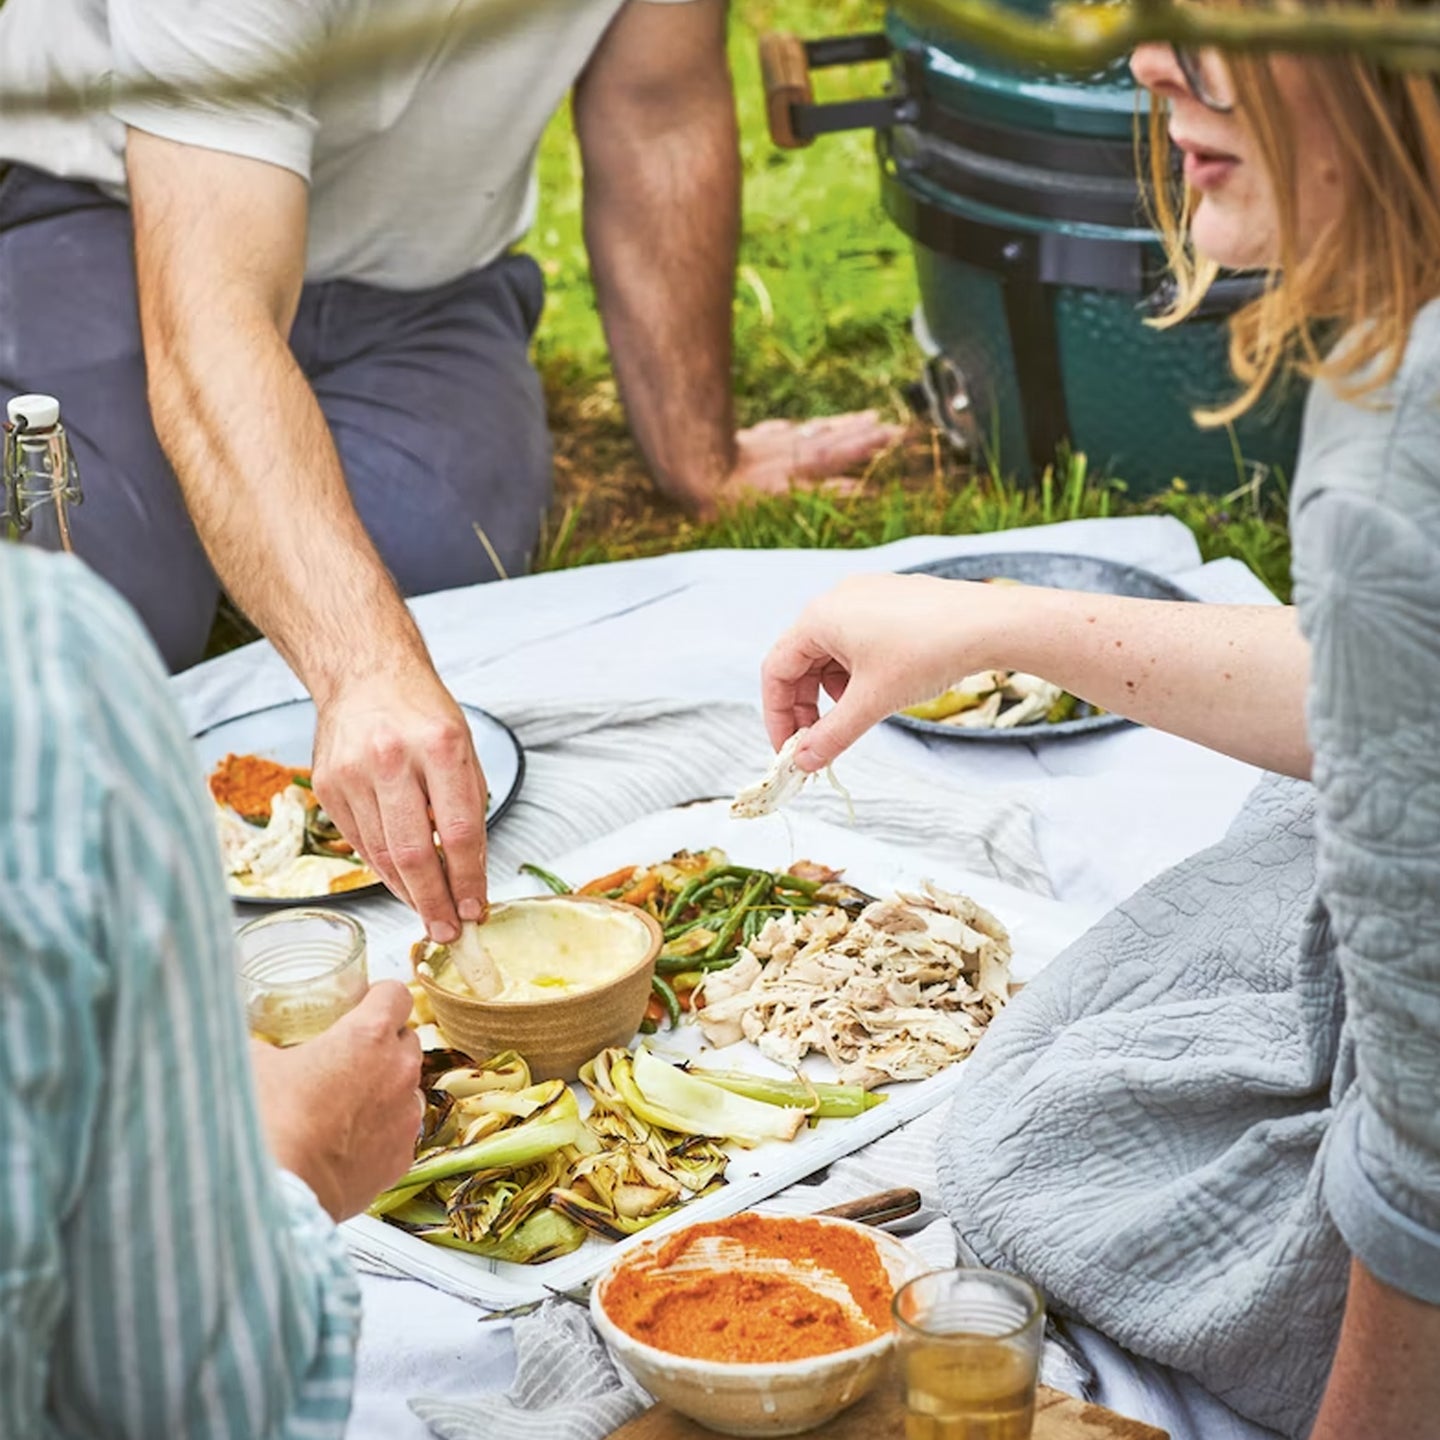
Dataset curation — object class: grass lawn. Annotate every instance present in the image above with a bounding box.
[528,0,1294,598]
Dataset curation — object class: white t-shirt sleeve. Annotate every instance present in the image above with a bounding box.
[107,0,336,180]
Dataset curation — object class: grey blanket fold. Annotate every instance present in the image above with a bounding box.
[937,775,1351,1439]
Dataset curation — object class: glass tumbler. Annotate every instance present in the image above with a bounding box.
[893,1268,1045,1440]
[237,908,368,1047]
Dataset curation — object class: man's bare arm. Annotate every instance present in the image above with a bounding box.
[575,0,739,508]
[574,1,900,515]
[127,131,486,937]
[128,135,416,695]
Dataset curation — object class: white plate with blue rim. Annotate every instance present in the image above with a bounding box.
[192,698,524,905]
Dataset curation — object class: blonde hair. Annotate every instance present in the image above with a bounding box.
[1148,26,1440,425]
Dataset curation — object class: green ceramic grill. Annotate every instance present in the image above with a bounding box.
[759,6,1304,494]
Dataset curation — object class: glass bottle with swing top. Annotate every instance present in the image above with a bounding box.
[3,393,83,550]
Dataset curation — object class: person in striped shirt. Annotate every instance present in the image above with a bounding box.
[0,544,424,1439]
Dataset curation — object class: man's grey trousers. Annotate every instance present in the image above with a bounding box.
[0,164,553,670]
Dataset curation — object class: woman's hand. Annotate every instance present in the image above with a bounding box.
[762,571,1313,780]
[250,981,424,1221]
[761,573,992,771]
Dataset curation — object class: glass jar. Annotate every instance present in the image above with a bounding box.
[237,908,369,1047]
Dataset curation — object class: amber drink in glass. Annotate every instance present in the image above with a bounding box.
[893,1268,1045,1440]
[237,909,368,1046]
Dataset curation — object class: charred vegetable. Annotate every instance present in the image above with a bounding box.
[681,1067,887,1120]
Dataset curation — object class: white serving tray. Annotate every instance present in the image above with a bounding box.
[340,801,1100,1309]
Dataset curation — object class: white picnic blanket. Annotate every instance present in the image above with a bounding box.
[173,515,1281,1440]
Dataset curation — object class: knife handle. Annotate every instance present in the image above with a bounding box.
[817,1188,922,1227]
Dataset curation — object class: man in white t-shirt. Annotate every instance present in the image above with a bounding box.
[0,0,900,944]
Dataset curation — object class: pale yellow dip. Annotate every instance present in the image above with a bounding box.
[430,900,651,1003]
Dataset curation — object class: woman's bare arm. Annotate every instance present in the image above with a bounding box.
[761,573,1311,777]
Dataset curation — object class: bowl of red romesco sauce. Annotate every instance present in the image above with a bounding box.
[591,1212,928,1436]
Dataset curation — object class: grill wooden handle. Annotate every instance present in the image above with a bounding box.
[759,32,814,149]
[817,1188,922,1227]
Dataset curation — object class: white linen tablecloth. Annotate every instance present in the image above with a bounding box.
[173,516,1280,1440]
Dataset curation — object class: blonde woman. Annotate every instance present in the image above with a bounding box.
[762,40,1440,1440]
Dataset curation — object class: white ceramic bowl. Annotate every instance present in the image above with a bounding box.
[590,1214,928,1437]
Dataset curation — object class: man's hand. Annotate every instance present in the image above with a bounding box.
[311,671,488,943]
[250,982,423,1222]
[691,411,906,518]
[126,132,491,934]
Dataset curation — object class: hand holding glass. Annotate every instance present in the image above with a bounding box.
[237,908,369,1046]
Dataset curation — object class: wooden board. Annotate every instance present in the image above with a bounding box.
[609,1384,1169,1440]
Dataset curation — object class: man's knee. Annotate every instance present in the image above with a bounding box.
[313,260,555,594]
[328,387,552,594]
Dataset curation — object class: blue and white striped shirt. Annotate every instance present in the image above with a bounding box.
[0,548,361,1440]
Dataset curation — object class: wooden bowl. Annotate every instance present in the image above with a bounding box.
[411,895,662,1080]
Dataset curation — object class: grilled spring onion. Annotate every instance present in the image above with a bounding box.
[554,1051,732,1240]
[430,1050,531,1098]
[549,1138,727,1241]
[369,1082,585,1216]
[683,1068,887,1120]
[569,1136,725,1219]
[417,1207,588,1264]
[580,1046,805,1147]
[446,1151,570,1245]
[622,1047,805,1146]
[548,1187,693,1242]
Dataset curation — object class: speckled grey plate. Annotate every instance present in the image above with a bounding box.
[887,551,1196,742]
[193,699,524,904]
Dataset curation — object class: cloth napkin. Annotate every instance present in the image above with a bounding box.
[409,1303,649,1440]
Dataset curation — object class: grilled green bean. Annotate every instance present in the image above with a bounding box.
[650,975,681,1030]
[518,862,572,895]
[705,875,770,961]
[661,866,761,925]
[655,952,742,976]
[663,913,718,942]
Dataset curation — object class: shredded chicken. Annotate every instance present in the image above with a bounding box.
[696,884,1013,1088]
[990,673,1066,729]
[229,785,309,878]
[219,784,375,898]
[730,729,812,819]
